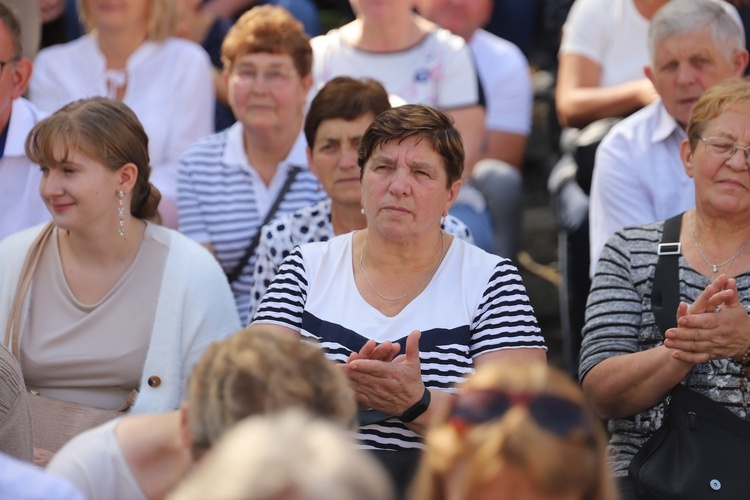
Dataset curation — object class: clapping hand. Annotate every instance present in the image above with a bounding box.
[664,276,750,363]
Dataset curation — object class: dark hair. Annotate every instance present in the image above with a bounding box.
[0,2,23,59]
[357,104,464,188]
[221,5,312,77]
[25,97,161,220]
[304,77,391,148]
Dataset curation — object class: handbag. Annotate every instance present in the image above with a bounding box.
[4,222,128,455]
[628,213,750,498]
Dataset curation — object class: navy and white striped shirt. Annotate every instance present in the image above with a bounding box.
[177,122,326,324]
[253,233,545,452]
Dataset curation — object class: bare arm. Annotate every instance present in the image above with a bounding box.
[555,54,656,129]
[445,105,485,179]
[483,130,528,170]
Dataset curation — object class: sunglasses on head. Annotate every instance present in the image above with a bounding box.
[449,389,593,441]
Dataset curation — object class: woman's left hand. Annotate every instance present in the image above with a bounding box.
[343,330,425,417]
[665,277,750,363]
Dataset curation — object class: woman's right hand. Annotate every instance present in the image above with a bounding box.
[665,276,750,363]
[34,447,54,467]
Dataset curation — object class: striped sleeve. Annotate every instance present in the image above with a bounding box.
[579,229,652,381]
[470,260,545,357]
[251,248,308,329]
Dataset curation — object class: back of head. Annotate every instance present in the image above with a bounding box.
[357,104,464,187]
[686,77,750,149]
[0,2,22,60]
[77,0,178,41]
[221,4,312,77]
[168,409,395,500]
[304,77,391,148]
[25,97,161,220]
[648,0,745,62]
[413,362,616,500]
[186,327,356,455]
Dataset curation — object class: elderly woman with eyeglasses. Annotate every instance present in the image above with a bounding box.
[580,78,750,497]
[412,361,616,500]
[177,5,325,325]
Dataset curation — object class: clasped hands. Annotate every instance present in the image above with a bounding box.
[664,275,750,364]
[341,330,425,417]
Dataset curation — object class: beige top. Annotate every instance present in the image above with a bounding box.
[0,343,33,461]
[21,224,168,410]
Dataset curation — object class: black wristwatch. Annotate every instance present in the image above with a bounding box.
[398,387,431,423]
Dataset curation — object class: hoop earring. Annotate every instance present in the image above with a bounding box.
[118,190,125,238]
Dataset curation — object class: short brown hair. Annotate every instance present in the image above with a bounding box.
[357,104,464,188]
[77,0,178,41]
[0,2,22,59]
[304,77,391,148]
[221,5,311,77]
[687,78,750,150]
[186,327,356,456]
[25,97,161,220]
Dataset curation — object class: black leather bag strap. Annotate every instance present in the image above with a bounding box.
[651,213,683,334]
[226,166,301,284]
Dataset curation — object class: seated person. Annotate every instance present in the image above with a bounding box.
[168,410,394,500]
[252,104,546,495]
[29,0,215,229]
[416,0,531,258]
[412,361,616,500]
[178,5,325,325]
[0,97,239,464]
[0,3,48,241]
[581,79,750,498]
[310,1,500,254]
[589,0,748,275]
[247,76,473,320]
[47,327,356,499]
[0,343,31,462]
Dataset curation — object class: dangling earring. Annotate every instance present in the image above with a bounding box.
[360,208,365,215]
[118,190,125,238]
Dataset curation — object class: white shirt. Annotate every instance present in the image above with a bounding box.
[311,27,481,109]
[0,98,49,242]
[559,0,650,87]
[470,29,532,135]
[589,100,691,276]
[29,34,215,228]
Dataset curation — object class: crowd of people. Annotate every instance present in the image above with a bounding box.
[1,0,750,499]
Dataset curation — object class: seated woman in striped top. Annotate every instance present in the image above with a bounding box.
[251,104,546,495]
[580,78,750,498]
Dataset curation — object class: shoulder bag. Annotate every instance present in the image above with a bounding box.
[4,222,130,456]
[628,213,750,498]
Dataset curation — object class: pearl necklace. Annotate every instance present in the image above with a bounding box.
[359,231,444,301]
[690,210,750,274]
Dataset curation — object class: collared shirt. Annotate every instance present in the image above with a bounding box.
[177,122,326,324]
[589,100,691,276]
[0,98,50,242]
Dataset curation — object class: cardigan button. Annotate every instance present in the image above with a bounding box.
[147,376,161,388]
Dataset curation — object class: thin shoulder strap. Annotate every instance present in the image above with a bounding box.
[4,222,55,359]
[225,166,301,284]
[652,213,683,334]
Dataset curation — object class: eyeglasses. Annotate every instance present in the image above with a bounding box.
[0,57,18,75]
[448,389,593,441]
[231,66,295,88]
[700,136,750,165]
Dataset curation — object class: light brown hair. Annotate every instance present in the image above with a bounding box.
[687,78,750,150]
[186,327,356,456]
[25,97,161,220]
[412,362,617,500]
[357,104,464,188]
[221,5,312,76]
[0,2,22,59]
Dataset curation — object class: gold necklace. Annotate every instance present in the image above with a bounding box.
[359,232,444,301]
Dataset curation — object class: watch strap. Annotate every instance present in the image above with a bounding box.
[398,387,431,423]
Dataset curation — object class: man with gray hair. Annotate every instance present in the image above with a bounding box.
[588,0,748,275]
[0,2,48,241]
